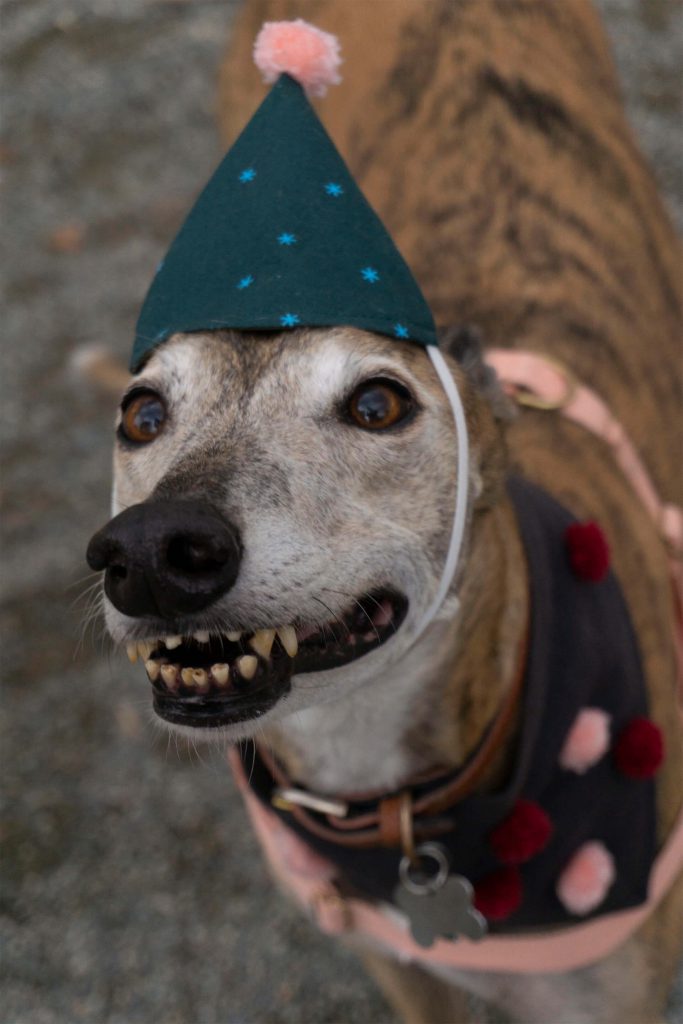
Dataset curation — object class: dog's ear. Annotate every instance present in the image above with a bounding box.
[438,325,514,423]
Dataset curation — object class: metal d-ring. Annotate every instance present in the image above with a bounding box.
[398,842,450,896]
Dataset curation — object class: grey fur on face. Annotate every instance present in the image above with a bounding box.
[108,327,486,748]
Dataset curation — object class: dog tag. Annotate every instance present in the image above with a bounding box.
[393,842,488,948]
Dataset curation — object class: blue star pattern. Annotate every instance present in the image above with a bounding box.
[394,323,410,339]
[280,313,300,328]
[361,266,380,283]
[239,168,256,183]
[324,182,344,197]
[237,275,254,290]
[278,232,297,246]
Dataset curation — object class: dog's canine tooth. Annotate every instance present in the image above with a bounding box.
[192,668,209,691]
[236,655,258,680]
[211,664,230,686]
[250,628,275,659]
[181,668,194,687]
[193,630,210,644]
[160,664,179,690]
[145,659,160,682]
[226,631,242,642]
[277,626,298,658]
[138,641,154,660]
[165,635,182,650]
[126,643,138,663]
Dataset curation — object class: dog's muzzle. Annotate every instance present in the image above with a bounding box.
[86,499,242,619]
[87,502,409,730]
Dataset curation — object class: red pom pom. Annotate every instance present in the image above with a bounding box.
[489,799,554,865]
[474,866,523,921]
[565,521,610,582]
[613,717,664,779]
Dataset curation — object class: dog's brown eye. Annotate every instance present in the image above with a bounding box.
[347,379,413,430]
[120,391,167,444]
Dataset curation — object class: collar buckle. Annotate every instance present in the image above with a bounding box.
[272,786,349,818]
[501,354,579,411]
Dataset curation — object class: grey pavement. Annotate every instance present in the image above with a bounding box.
[1,2,681,1022]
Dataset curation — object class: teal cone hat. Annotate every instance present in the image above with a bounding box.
[131,20,437,371]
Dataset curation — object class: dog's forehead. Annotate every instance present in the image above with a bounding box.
[137,327,437,402]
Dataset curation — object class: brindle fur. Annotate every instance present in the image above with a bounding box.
[100,1,683,1021]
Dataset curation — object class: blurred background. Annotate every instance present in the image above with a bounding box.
[1,1,681,1021]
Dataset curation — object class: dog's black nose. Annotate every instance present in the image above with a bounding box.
[86,500,242,619]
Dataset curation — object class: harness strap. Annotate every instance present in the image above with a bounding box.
[486,348,683,698]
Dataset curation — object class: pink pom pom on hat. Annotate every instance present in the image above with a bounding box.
[559,707,611,774]
[556,841,616,916]
[254,19,342,98]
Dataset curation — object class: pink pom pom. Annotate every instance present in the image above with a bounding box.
[254,20,342,98]
[559,708,611,774]
[556,841,615,916]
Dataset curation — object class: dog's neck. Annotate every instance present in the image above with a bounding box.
[261,496,528,795]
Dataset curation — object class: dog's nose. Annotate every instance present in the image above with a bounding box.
[86,500,242,618]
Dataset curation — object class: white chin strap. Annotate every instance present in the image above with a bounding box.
[412,345,470,641]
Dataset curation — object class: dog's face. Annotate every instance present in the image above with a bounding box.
[88,327,497,741]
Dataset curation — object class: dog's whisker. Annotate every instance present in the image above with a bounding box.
[68,578,104,612]
[311,596,349,645]
[65,570,102,592]
[323,586,399,636]
[74,591,106,660]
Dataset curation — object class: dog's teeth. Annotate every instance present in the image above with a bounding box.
[160,664,179,691]
[211,664,230,686]
[277,626,298,658]
[126,643,138,663]
[192,668,209,691]
[250,628,275,659]
[193,630,210,644]
[138,641,154,660]
[181,668,194,687]
[165,635,182,650]
[145,659,160,682]
[236,655,258,680]
[226,631,242,642]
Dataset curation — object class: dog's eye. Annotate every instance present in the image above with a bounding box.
[120,391,167,444]
[347,378,414,430]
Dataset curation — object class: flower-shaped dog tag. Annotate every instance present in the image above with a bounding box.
[393,843,488,948]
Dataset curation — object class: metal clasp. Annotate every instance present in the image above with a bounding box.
[272,786,349,818]
[398,842,451,895]
[509,356,579,411]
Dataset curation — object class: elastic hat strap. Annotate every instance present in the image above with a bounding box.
[412,345,470,639]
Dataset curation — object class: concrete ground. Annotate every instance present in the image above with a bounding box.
[1,1,681,1022]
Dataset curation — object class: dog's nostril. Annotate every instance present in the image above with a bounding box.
[87,501,242,617]
[166,535,228,575]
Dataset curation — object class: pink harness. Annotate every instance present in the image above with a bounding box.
[230,349,683,974]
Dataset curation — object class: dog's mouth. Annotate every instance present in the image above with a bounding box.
[129,589,408,729]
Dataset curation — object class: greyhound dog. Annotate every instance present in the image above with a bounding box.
[86,1,683,1021]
